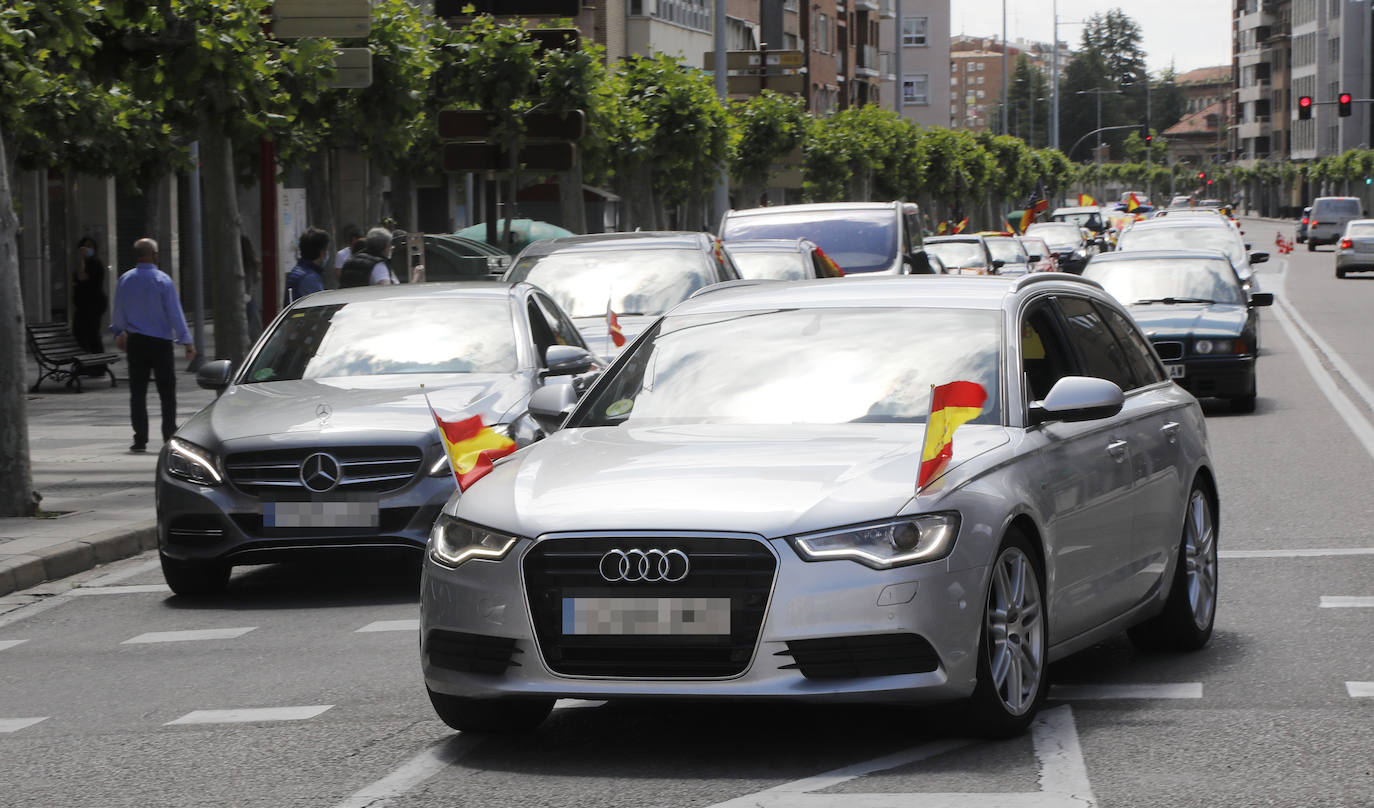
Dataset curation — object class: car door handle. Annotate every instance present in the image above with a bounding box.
[1106,440,1129,462]
[1160,421,1181,443]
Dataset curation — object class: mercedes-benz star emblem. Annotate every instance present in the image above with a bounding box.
[299,452,342,493]
[315,403,333,420]
[598,548,690,583]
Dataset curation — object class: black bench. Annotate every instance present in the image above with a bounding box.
[25,322,120,392]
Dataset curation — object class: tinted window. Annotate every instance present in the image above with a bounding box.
[721,210,898,273]
[1021,302,1076,402]
[508,248,713,318]
[534,294,584,349]
[1055,297,1135,391]
[1095,302,1166,387]
[1315,198,1362,217]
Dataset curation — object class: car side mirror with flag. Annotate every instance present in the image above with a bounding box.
[1028,376,1124,426]
[196,359,234,395]
[528,382,580,433]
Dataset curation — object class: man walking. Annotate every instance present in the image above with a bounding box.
[339,226,399,287]
[109,238,195,453]
[284,227,329,304]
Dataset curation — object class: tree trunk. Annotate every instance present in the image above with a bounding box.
[304,150,336,287]
[391,171,414,232]
[684,191,704,234]
[365,161,385,228]
[201,127,251,365]
[0,126,37,516]
[558,146,587,234]
[622,164,656,231]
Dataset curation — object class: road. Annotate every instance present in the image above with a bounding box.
[1,217,1370,807]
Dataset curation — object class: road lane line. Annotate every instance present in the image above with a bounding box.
[0,639,28,651]
[123,627,257,644]
[0,717,49,733]
[1347,682,1374,697]
[1320,596,1374,608]
[84,558,161,587]
[356,619,420,633]
[1221,548,1374,558]
[165,705,333,725]
[1273,263,1374,414]
[1050,683,1202,700]
[69,584,170,596]
[334,734,485,808]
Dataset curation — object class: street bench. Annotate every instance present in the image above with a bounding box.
[25,322,120,392]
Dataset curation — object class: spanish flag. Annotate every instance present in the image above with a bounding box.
[918,381,988,490]
[1019,179,1049,234]
[937,221,949,235]
[426,400,517,491]
[1078,193,1096,206]
[953,217,969,234]
[606,300,626,348]
[1126,192,1141,212]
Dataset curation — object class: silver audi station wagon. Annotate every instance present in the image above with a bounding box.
[420,275,1218,737]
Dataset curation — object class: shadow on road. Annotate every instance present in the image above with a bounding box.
[162,553,422,611]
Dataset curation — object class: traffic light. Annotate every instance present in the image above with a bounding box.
[1299,95,1313,120]
[1339,92,1353,117]
[1197,171,1207,181]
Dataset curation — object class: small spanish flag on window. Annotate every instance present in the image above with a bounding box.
[918,381,988,490]
[607,300,626,348]
[426,399,517,491]
[1126,192,1141,212]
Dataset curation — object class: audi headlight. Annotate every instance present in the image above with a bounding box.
[428,424,512,477]
[165,438,222,486]
[429,514,518,568]
[791,513,961,570]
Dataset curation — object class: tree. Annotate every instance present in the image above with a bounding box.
[1002,54,1050,148]
[537,34,611,234]
[1150,66,1187,133]
[1063,9,1148,161]
[728,91,809,209]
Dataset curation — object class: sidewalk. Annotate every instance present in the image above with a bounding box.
[0,338,218,596]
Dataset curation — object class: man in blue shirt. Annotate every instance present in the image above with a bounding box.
[285,227,329,304]
[109,238,196,453]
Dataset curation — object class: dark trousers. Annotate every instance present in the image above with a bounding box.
[72,307,104,355]
[126,333,177,446]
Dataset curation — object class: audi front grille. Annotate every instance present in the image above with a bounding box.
[224,446,423,496]
[522,536,777,678]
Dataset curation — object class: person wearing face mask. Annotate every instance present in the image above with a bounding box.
[73,236,109,356]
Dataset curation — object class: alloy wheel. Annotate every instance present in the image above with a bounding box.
[985,546,1045,716]
[1184,490,1218,631]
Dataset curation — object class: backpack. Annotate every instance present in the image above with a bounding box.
[339,252,383,288]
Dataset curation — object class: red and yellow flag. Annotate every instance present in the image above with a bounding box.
[427,401,517,491]
[953,217,969,234]
[937,221,949,235]
[1126,192,1141,212]
[606,300,626,348]
[1078,193,1096,206]
[918,381,988,489]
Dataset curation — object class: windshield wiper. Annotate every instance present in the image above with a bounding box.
[1132,297,1217,305]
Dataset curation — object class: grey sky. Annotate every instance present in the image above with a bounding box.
[948,0,1232,75]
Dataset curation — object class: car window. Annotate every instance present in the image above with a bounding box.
[507,248,714,318]
[986,238,1028,264]
[1347,223,1374,237]
[1055,296,1136,392]
[1084,257,1246,306]
[728,249,811,280]
[1094,302,1166,388]
[534,293,585,350]
[720,210,899,274]
[1026,223,1081,248]
[1021,301,1076,403]
[1017,238,1046,260]
[1116,226,1245,265]
[1315,198,1362,218]
[925,241,987,269]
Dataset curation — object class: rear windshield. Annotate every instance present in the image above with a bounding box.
[1347,223,1374,237]
[985,238,1028,264]
[721,210,898,274]
[1316,198,1362,217]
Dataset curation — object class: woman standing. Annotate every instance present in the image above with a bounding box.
[72,236,108,355]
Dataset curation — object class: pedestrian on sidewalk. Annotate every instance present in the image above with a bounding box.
[72,236,108,356]
[339,226,399,287]
[284,227,330,305]
[109,237,196,454]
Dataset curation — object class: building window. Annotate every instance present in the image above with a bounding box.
[977,75,984,85]
[903,74,929,105]
[1328,36,1339,63]
[815,13,830,53]
[950,75,958,85]
[902,16,928,47]
[1331,0,1341,17]
[976,89,985,99]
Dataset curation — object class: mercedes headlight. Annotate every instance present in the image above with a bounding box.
[791,513,961,569]
[429,515,518,568]
[428,424,512,477]
[165,438,222,486]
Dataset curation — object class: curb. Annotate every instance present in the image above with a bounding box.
[0,521,157,597]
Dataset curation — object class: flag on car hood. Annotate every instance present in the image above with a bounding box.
[426,398,517,491]
[918,381,988,490]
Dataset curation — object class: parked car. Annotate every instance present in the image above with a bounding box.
[1084,249,1273,412]
[1050,205,1110,242]
[1017,235,1059,272]
[155,282,601,596]
[723,238,845,280]
[719,201,935,275]
[1306,196,1364,250]
[419,274,1217,738]
[1025,221,1093,273]
[1296,206,1312,243]
[1114,218,1266,293]
[981,234,1033,276]
[503,232,741,360]
[389,233,511,282]
[1168,195,1194,208]
[923,234,998,274]
[1334,218,1374,278]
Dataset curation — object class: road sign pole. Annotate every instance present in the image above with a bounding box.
[712,0,729,229]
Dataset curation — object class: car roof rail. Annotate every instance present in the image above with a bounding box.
[1013,273,1104,292]
[687,278,783,299]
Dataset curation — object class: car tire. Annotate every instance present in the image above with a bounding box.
[1336,266,1346,279]
[159,553,230,597]
[1230,393,1257,413]
[965,529,1048,738]
[426,688,554,733]
[1127,483,1218,652]
[1307,240,1316,252]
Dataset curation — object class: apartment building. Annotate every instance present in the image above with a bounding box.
[949,49,1005,131]
[879,1,952,129]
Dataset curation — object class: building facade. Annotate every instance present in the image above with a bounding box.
[879,0,951,129]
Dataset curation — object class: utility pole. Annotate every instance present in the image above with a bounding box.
[1078,88,1122,201]
[1000,0,1008,135]
[894,0,902,115]
[712,0,728,225]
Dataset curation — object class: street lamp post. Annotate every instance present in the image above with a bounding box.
[1077,88,1123,201]
[1051,4,1088,151]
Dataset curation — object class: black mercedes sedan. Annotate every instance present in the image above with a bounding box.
[1084,249,1273,413]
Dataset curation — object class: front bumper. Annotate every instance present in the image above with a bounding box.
[420,533,987,704]
[1166,355,1256,399]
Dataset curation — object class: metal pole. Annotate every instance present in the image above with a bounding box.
[712,0,729,223]
[187,142,205,372]
[894,0,903,115]
[1000,0,1008,135]
[1051,0,1059,150]
[1096,91,1103,201]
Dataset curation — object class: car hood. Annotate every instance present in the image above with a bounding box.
[1128,303,1247,339]
[453,423,1010,538]
[573,314,658,361]
[177,373,532,450]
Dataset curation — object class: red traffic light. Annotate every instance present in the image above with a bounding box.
[1299,96,1313,107]
[1339,92,1353,117]
[1197,172,1206,180]
[1299,95,1314,120]
[1340,93,1352,104]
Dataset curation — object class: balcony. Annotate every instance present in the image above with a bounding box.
[856,44,880,77]
[853,0,880,12]
[1236,120,1270,140]
[878,0,897,19]
[1237,81,1270,103]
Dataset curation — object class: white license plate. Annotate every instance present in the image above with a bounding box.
[562,597,731,636]
[1167,363,1186,379]
[263,501,379,528]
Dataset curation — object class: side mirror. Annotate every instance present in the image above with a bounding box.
[1244,242,1253,250]
[992,258,1006,270]
[528,382,579,433]
[1249,251,1269,264]
[1028,376,1124,426]
[1249,292,1274,307]
[543,344,596,377]
[196,359,233,393]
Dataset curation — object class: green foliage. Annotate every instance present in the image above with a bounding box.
[728,91,808,192]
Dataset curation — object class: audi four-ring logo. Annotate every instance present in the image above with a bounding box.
[598,548,690,583]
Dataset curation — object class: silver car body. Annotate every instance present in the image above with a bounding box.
[1116,218,1264,292]
[1307,196,1364,247]
[421,276,1214,708]
[719,201,930,276]
[1334,218,1374,276]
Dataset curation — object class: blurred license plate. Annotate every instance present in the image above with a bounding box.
[562,597,731,636]
[263,501,379,528]
[1167,364,1186,379]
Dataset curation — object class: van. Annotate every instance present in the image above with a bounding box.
[718,201,934,274]
[1307,196,1364,249]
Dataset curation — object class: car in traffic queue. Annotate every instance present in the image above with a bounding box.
[1050,205,1112,249]
[1296,206,1312,243]
[722,238,845,280]
[1306,196,1364,250]
[1115,217,1266,294]
[979,232,1033,276]
[1025,221,1093,273]
[1168,195,1194,208]
[1333,218,1374,278]
[719,201,937,275]
[1084,249,1272,412]
[155,283,602,597]
[502,232,741,361]
[1016,235,1059,273]
[419,274,1219,739]
[922,234,999,274]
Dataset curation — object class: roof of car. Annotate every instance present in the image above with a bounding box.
[721,238,810,252]
[925,234,986,243]
[1088,249,1232,264]
[515,231,709,258]
[1051,206,1102,214]
[287,280,524,308]
[724,202,899,218]
[1125,216,1233,231]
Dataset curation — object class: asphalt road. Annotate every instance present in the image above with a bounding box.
[1,218,1370,807]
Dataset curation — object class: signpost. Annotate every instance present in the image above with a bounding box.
[271,0,370,39]
[703,48,805,98]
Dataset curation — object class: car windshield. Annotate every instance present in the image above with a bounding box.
[728,250,810,280]
[1026,224,1081,248]
[1084,259,1246,307]
[572,307,1002,427]
[985,239,1028,264]
[925,241,987,269]
[1054,211,1101,228]
[1018,238,1048,259]
[507,248,713,318]
[242,298,518,382]
[721,210,898,273]
[1116,226,1245,265]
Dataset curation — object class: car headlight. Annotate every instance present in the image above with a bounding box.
[165,438,222,485]
[428,423,511,477]
[791,513,961,569]
[429,515,518,568]
[1195,338,1247,355]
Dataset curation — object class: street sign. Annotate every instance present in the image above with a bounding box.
[326,48,372,89]
[438,110,585,141]
[435,0,582,16]
[704,50,804,71]
[443,142,576,173]
[272,0,370,39]
[726,74,805,96]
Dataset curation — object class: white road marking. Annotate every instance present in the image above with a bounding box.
[1320,596,1374,608]
[1051,683,1202,700]
[123,627,257,644]
[704,705,1095,808]
[165,705,333,725]
[0,717,49,733]
[0,639,28,651]
[1273,263,1374,414]
[84,558,161,587]
[356,619,420,633]
[333,735,485,808]
[69,584,170,596]
[1347,682,1374,698]
[553,699,608,709]
[1221,548,1374,558]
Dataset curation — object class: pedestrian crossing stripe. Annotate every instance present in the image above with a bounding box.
[0,717,48,733]
[123,627,257,644]
[165,706,333,725]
